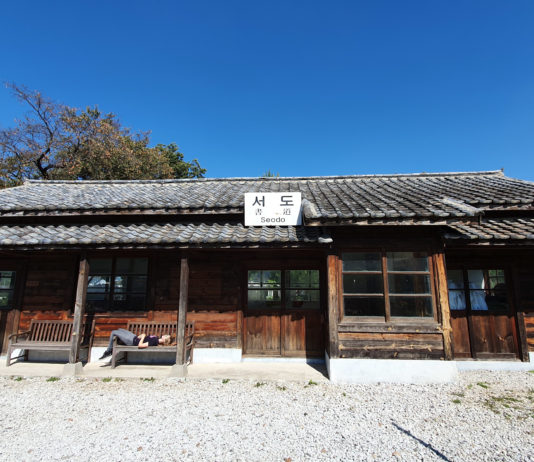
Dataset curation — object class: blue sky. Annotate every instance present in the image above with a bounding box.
[1,1,533,180]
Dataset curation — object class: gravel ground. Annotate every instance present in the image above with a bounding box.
[0,370,533,462]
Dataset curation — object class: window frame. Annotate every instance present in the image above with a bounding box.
[245,263,322,312]
[0,270,17,310]
[86,257,149,312]
[447,267,511,314]
[341,249,438,324]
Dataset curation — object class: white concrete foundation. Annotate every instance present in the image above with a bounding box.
[456,353,533,372]
[193,348,242,364]
[326,352,459,384]
[62,362,83,376]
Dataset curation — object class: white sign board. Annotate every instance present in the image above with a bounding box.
[244,192,302,226]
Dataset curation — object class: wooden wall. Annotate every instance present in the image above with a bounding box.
[14,252,242,348]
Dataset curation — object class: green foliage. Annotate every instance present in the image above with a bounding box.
[12,376,23,381]
[46,377,60,382]
[451,399,462,404]
[222,378,230,384]
[254,381,266,387]
[141,377,155,382]
[0,83,206,186]
[102,377,112,383]
[262,169,280,178]
[477,382,490,389]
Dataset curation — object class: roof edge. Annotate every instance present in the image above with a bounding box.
[24,170,505,185]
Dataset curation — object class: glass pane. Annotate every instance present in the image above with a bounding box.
[0,290,13,309]
[89,259,112,273]
[487,269,506,289]
[87,275,111,293]
[342,253,381,272]
[114,276,147,293]
[485,289,508,311]
[388,274,431,294]
[470,290,489,310]
[112,294,146,310]
[0,271,15,289]
[343,296,385,317]
[262,271,281,288]
[86,293,109,312]
[390,296,433,317]
[286,270,320,288]
[343,274,383,294]
[447,270,464,290]
[286,289,320,309]
[467,270,485,289]
[448,289,466,310]
[248,289,281,309]
[116,258,148,274]
[387,252,428,272]
[248,270,261,287]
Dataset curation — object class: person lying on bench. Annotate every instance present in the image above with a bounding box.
[99,328,172,360]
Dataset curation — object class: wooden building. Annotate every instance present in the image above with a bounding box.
[0,170,533,381]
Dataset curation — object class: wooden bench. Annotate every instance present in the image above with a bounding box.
[111,321,195,368]
[6,319,95,367]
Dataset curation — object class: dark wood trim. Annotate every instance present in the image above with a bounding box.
[327,253,340,358]
[434,252,453,360]
[69,255,89,363]
[512,267,530,361]
[175,256,189,365]
[338,322,441,334]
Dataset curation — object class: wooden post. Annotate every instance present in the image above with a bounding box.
[69,255,89,364]
[327,253,340,359]
[175,256,189,365]
[434,252,453,360]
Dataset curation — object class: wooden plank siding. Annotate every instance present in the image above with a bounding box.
[338,332,444,359]
[15,253,242,348]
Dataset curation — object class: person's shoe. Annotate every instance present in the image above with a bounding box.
[99,350,112,360]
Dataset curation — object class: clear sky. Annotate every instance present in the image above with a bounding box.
[1,1,533,180]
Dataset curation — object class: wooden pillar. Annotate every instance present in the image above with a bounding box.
[327,253,340,359]
[69,255,89,364]
[434,252,453,360]
[512,268,531,362]
[175,256,189,365]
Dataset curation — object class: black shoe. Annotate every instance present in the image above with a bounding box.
[99,350,112,360]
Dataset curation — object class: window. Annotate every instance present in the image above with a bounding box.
[87,258,148,312]
[342,252,433,320]
[447,269,508,311]
[0,271,16,309]
[247,269,320,310]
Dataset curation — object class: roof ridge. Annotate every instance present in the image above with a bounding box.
[24,170,504,185]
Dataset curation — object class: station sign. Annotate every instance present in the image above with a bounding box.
[244,192,302,226]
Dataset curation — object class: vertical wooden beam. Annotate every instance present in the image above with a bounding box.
[175,256,189,365]
[434,252,453,360]
[327,253,340,359]
[69,255,89,364]
[512,268,530,362]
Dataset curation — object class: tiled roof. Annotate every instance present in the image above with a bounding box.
[0,170,532,222]
[445,218,534,241]
[0,222,332,249]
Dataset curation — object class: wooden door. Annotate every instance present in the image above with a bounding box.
[448,268,519,360]
[282,309,323,357]
[243,269,324,357]
[244,309,281,355]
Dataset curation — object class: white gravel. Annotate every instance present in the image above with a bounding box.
[0,370,533,461]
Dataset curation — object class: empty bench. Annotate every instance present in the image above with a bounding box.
[111,321,195,368]
[6,319,95,367]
